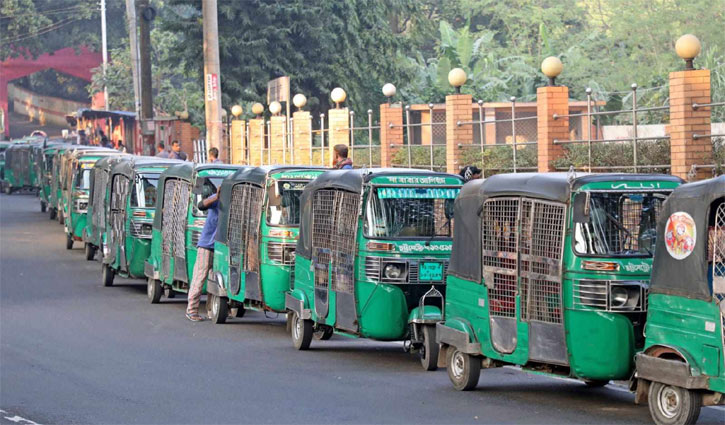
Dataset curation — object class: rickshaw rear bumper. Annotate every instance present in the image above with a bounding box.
[635,353,709,389]
[285,293,311,320]
[436,322,481,355]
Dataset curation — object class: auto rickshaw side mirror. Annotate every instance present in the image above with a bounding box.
[268,182,282,207]
[573,191,591,224]
[444,199,455,219]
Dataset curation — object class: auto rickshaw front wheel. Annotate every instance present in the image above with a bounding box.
[446,348,481,391]
[102,264,114,287]
[206,294,228,324]
[4,185,11,195]
[66,234,73,250]
[40,201,46,213]
[49,208,56,220]
[147,278,162,304]
[419,325,439,371]
[291,312,313,350]
[314,325,333,341]
[648,382,702,425]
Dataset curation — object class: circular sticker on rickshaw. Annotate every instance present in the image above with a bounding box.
[664,212,696,260]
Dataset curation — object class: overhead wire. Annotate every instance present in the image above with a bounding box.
[1,16,87,46]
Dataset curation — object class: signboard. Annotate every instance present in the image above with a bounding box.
[267,76,290,104]
[206,73,218,101]
[419,262,444,281]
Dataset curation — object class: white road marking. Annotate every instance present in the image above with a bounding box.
[0,410,41,425]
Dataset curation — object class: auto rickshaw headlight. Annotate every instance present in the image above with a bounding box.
[610,286,629,307]
[609,283,641,310]
[383,263,404,280]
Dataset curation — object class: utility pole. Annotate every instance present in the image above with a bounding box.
[124,0,141,118]
[202,0,224,161]
[138,0,155,155]
[101,0,108,110]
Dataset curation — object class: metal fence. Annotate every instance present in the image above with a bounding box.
[689,101,725,179]
[552,84,671,173]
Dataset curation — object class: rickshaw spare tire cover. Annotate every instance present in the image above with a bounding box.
[230,268,240,295]
[663,212,696,260]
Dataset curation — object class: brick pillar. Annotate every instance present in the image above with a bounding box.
[537,86,569,172]
[248,118,265,166]
[669,69,712,181]
[269,115,286,164]
[292,111,312,165]
[484,107,496,145]
[328,108,349,166]
[229,120,246,164]
[445,94,473,174]
[379,103,403,167]
[173,121,196,161]
[420,110,432,145]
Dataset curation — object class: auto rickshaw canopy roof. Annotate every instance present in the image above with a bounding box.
[110,156,182,178]
[448,172,684,283]
[295,168,463,261]
[649,175,725,301]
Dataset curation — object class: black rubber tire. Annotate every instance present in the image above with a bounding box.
[446,347,481,391]
[84,243,95,261]
[584,379,609,387]
[102,264,115,287]
[65,234,73,250]
[4,185,11,195]
[419,325,439,371]
[58,213,64,225]
[49,208,56,220]
[41,201,46,213]
[234,304,245,318]
[164,287,176,299]
[647,382,702,425]
[291,312,313,350]
[147,278,162,304]
[314,326,334,341]
[207,294,228,324]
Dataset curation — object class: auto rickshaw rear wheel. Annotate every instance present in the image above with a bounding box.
[84,243,96,261]
[291,312,313,350]
[584,379,609,387]
[147,278,162,303]
[66,234,73,250]
[648,382,702,425]
[102,264,114,287]
[234,304,245,318]
[40,201,46,213]
[419,325,439,371]
[446,348,480,391]
[164,287,176,299]
[49,208,56,220]
[314,325,333,340]
[4,185,11,195]
[207,294,228,324]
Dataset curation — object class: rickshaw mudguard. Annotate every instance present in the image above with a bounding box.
[260,264,292,312]
[566,309,636,380]
[144,260,159,280]
[635,351,709,390]
[285,290,311,320]
[436,319,481,355]
[408,305,442,324]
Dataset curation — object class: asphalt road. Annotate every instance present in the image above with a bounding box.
[1,193,723,425]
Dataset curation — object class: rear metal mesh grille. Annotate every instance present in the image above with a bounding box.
[172,182,190,257]
[311,189,360,294]
[228,183,264,272]
[482,198,519,318]
[109,175,129,255]
[710,202,724,354]
[161,180,177,277]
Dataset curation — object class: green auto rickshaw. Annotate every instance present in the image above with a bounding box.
[48,144,73,220]
[206,166,326,323]
[63,149,120,250]
[437,172,682,390]
[634,175,725,425]
[286,168,463,370]
[84,155,129,261]
[0,140,11,186]
[59,146,112,226]
[40,143,72,217]
[101,156,181,286]
[144,162,242,303]
[3,142,38,194]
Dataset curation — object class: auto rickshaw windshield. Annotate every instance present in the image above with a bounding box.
[267,180,307,226]
[192,177,224,217]
[130,173,159,208]
[364,186,459,239]
[74,168,92,190]
[574,190,670,257]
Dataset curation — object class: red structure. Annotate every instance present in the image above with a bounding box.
[1,47,102,137]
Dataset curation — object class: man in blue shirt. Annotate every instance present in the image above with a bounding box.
[332,144,353,169]
[186,185,220,321]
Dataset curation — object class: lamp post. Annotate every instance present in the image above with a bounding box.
[252,103,264,119]
[382,83,396,105]
[269,101,282,116]
[293,94,307,111]
[448,68,467,94]
[541,56,564,87]
[675,34,701,70]
[541,56,563,86]
[331,87,347,108]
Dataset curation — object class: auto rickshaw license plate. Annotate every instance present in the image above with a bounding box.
[420,262,443,281]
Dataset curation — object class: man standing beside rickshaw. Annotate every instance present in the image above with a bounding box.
[186,182,220,322]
